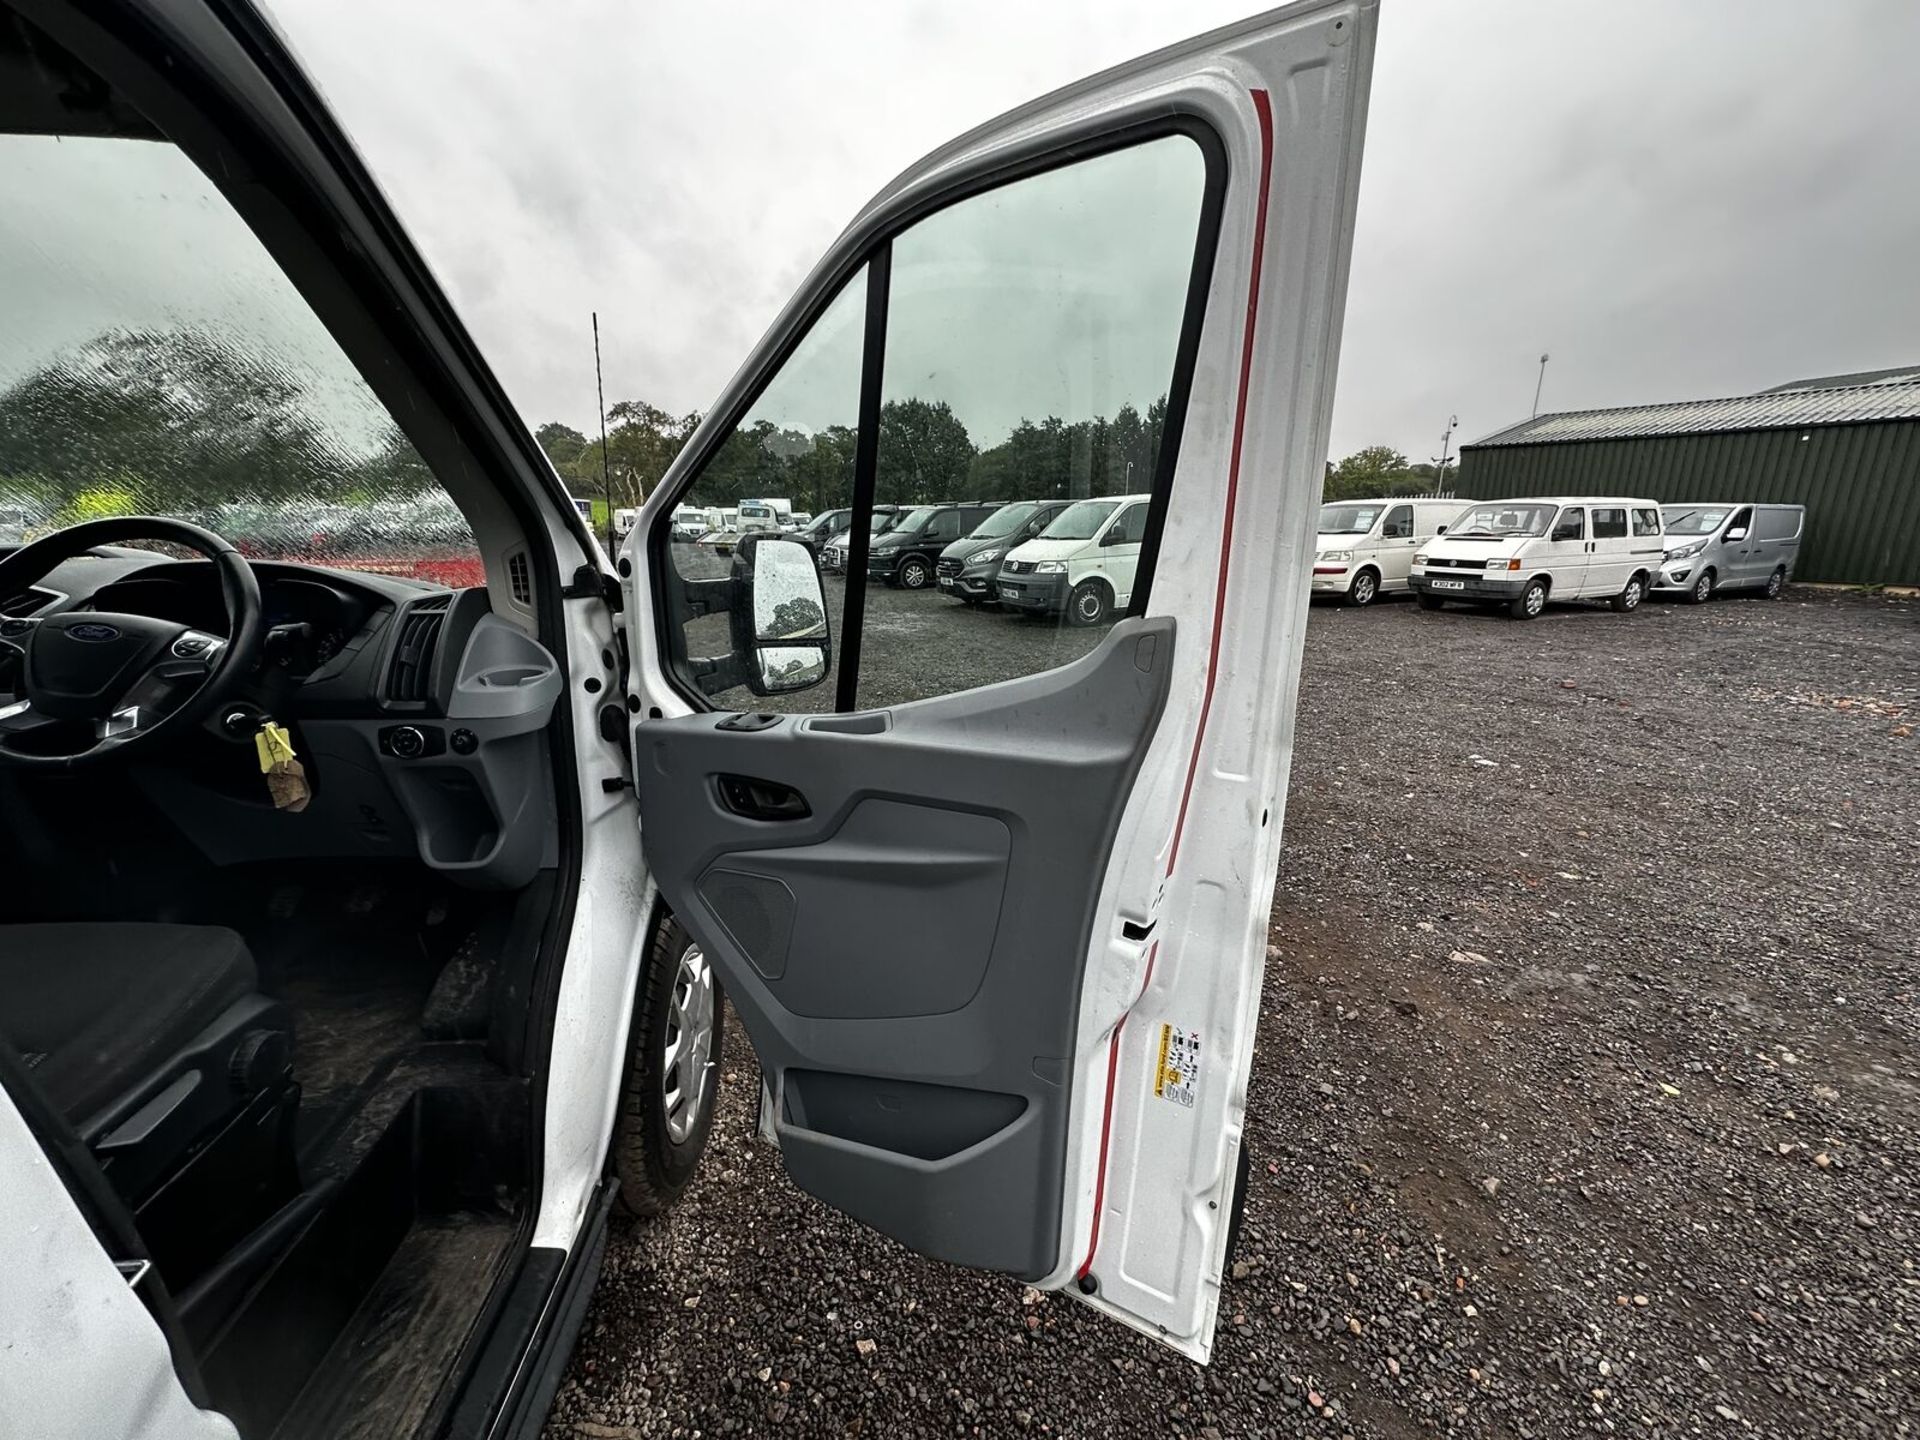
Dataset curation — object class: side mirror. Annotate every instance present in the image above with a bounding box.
[1725,527,1748,542]
[730,535,830,696]
[1099,528,1127,547]
[1436,525,1448,535]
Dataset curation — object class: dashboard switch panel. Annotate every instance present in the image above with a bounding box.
[380,724,444,759]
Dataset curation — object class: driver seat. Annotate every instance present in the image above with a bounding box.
[1,923,261,1125]
[0,923,298,1275]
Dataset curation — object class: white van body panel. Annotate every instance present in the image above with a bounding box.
[1312,496,1473,597]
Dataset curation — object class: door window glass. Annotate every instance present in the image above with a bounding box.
[1107,501,1150,546]
[660,269,867,711]
[1591,507,1628,539]
[1632,507,1662,537]
[1552,507,1586,541]
[1727,506,1754,536]
[1381,505,1413,539]
[856,136,1208,710]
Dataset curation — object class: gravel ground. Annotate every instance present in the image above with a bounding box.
[551,584,1918,1439]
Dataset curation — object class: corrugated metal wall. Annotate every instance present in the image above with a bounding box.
[1457,421,1920,585]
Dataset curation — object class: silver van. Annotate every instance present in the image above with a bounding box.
[1655,503,1805,603]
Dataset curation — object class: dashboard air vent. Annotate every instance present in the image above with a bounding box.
[386,596,451,703]
[507,549,532,606]
[0,587,54,617]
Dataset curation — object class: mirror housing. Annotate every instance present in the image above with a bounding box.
[1436,524,1448,535]
[1552,522,1581,542]
[728,534,831,696]
[1725,526,1749,542]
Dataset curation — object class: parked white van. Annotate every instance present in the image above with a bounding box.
[1655,502,1805,602]
[1409,496,1666,619]
[1313,497,1474,606]
[996,492,1150,626]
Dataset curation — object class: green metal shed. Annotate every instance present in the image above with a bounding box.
[1458,371,1920,585]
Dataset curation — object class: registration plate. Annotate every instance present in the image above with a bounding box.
[1430,578,1466,591]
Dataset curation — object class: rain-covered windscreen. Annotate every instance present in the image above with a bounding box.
[0,133,481,585]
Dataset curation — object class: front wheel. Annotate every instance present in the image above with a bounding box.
[612,912,724,1220]
[1347,568,1380,607]
[1610,572,1647,613]
[1067,578,1112,627]
[897,555,933,590]
[1509,578,1549,620]
[1764,567,1786,599]
[1686,568,1716,605]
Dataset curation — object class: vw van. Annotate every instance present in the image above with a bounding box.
[996,494,1151,626]
[1312,496,1474,606]
[1408,496,1666,618]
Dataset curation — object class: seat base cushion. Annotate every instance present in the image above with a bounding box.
[0,923,258,1124]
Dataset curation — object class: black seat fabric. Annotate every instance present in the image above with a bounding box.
[0,923,258,1124]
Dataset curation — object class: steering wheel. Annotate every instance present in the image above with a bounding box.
[0,517,264,769]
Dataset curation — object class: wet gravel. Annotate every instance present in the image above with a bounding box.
[550,585,1918,1439]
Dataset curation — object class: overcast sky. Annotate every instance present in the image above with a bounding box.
[264,0,1920,462]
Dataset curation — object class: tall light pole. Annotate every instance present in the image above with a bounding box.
[1432,414,1459,495]
[1532,352,1551,419]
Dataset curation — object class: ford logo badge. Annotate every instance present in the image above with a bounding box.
[67,622,121,642]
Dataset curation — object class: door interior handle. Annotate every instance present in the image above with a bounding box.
[718,773,812,821]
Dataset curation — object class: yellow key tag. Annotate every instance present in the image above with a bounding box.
[255,722,297,774]
[255,721,310,813]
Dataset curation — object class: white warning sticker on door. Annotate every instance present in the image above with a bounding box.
[1153,1022,1201,1110]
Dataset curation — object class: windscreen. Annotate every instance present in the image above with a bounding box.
[1661,506,1732,535]
[1319,504,1383,535]
[1447,503,1558,538]
[1040,499,1120,541]
[0,132,480,584]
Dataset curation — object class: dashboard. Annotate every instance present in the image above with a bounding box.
[11,549,564,891]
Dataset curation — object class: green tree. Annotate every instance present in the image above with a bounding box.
[0,329,401,517]
[534,421,590,473]
[875,399,974,506]
[1324,445,1434,501]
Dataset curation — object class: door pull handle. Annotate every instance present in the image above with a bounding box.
[718,774,811,821]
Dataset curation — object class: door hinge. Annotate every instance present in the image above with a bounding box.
[562,564,623,611]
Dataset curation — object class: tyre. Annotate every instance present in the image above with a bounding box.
[611,911,723,1220]
[1685,567,1715,605]
[1416,593,1445,611]
[1764,566,1786,599]
[1067,578,1112,627]
[1509,577,1549,620]
[1610,572,1647,613]
[898,555,933,590]
[1346,568,1380,607]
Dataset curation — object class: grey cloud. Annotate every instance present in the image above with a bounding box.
[264,0,1920,461]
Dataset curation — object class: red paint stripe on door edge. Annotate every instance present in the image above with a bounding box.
[1076,88,1275,1283]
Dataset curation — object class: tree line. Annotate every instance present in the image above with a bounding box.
[0,327,1450,527]
[541,398,1451,517]
[537,396,1171,516]
[0,330,435,522]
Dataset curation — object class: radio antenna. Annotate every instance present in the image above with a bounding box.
[593,311,615,553]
